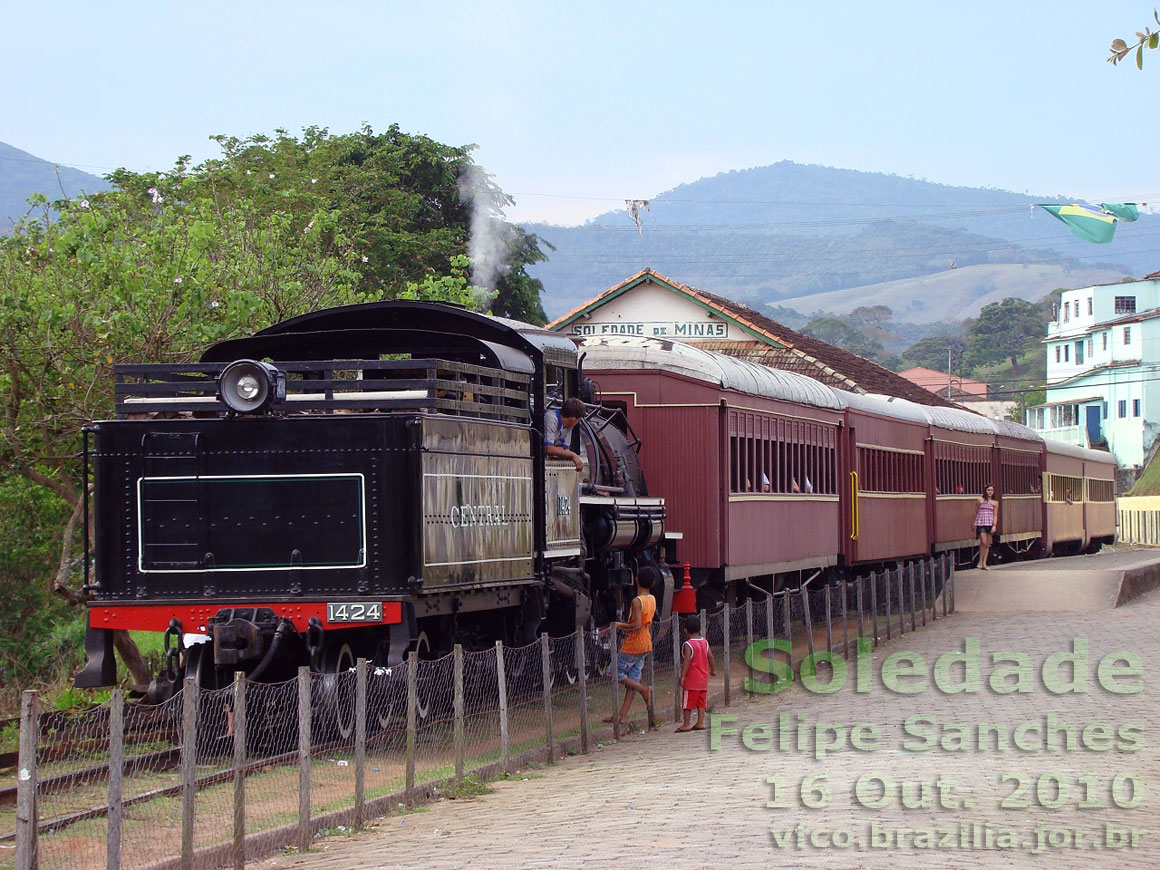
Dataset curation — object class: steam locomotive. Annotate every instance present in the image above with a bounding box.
[74,302,671,700]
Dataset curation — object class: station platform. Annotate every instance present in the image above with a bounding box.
[954,546,1160,612]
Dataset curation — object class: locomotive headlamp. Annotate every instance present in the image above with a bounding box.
[218,359,286,414]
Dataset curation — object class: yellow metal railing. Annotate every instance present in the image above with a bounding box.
[849,471,860,541]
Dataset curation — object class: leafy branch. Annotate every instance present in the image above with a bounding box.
[1109,11,1160,68]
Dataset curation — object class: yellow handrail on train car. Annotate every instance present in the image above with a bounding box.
[850,471,859,541]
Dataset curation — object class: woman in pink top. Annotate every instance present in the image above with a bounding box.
[974,484,999,570]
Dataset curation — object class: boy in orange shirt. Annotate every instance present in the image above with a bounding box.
[602,572,656,725]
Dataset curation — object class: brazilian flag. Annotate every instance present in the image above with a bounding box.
[1036,203,1118,244]
[1036,202,1140,243]
[1100,202,1140,222]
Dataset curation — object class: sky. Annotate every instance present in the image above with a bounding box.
[2,1,1159,226]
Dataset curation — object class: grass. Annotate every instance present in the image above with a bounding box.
[1127,456,1160,495]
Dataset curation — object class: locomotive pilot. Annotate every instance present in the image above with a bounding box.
[545,396,585,471]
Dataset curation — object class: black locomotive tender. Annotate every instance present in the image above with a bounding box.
[76,302,672,700]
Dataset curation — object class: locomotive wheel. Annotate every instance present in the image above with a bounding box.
[316,641,357,741]
[412,631,435,721]
[368,664,402,733]
[550,641,580,688]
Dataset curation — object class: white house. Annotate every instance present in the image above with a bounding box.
[1026,276,1160,470]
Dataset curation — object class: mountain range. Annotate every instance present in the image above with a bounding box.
[2,142,1150,330]
[523,161,1150,322]
[0,141,109,229]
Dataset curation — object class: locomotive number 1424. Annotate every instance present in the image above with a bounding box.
[326,602,384,623]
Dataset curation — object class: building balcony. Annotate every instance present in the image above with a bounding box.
[1031,424,1088,449]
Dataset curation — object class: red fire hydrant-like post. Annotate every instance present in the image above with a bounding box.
[672,562,697,614]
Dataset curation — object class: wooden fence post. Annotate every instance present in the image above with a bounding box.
[722,603,731,707]
[453,644,465,779]
[610,625,620,739]
[884,569,893,641]
[496,641,510,771]
[800,585,815,659]
[107,689,124,870]
[354,658,366,830]
[181,677,198,869]
[930,559,939,621]
[919,561,928,626]
[824,584,833,656]
[745,598,754,682]
[840,581,849,658]
[405,652,417,804]
[645,649,655,731]
[855,578,865,650]
[896,567,907,636]
[908,562,918,631]
[765,596,774,652]
[869,571,879,647]
[671,612,682,722]
[297,667,311,854]
[15,689,38,870]
[540,634,554,763]
[232,671,246,870]
[948,558,956,614]
[780,596,792,674]
[576,628,589,754]
[942,555,949,617]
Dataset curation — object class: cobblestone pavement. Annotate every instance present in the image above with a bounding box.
[260,578,1160,869]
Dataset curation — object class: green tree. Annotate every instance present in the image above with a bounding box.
[800,316,884,358]
[1110,11,1160,68]
[964,298,1045,370]
[1014,388,1047,426]
[901,335,967,371]
[0,474,78,701]
[1,181,371,687]
[134,125,550,323]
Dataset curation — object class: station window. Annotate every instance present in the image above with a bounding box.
[1124,327,1132,345]
[1063,305,1070,322]
[1102,332,1108,351]
[1119,400,1127,418]
[1074,300,1080,318]
[1115,296,1137,314]
[1054,346,1061,363]
[1064,345,1070,362]
[728,410,837,495]
[1087,297,1093,315]
[1134,399,1141,417]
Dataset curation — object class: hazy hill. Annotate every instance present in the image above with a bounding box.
[525,162,1149,320]
[779,263,1126,324]
[0,141,108,230]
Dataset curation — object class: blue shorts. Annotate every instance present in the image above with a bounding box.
[617,651,645,683]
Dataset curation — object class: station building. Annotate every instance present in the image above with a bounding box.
[546,268,956,408]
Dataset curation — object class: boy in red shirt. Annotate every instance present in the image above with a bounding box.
[676,614,716,732]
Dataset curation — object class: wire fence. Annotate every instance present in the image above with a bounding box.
[5,554,953,870]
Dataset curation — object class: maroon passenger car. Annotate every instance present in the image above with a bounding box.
[579,337,845,596]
